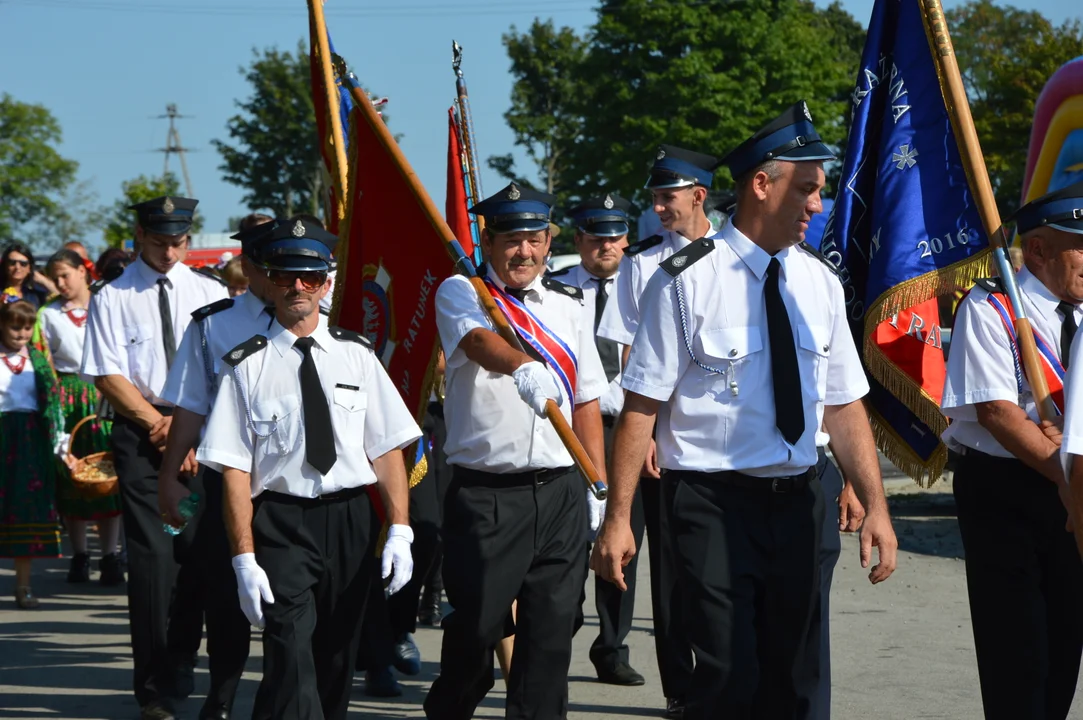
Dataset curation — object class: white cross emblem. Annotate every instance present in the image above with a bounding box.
[892,144,919,170]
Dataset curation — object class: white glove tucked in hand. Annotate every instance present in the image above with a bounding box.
[382,524,414,596]
[512,361,563,417]
[587,490,607,535]
[232,553,274,629]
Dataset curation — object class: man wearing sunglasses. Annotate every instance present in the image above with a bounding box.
[155,212,278,720]
[425,183,608,720]
[197,217,420,720]
[80,196,229,720]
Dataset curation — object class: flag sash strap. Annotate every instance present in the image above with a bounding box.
[483,278,579,406]
[985,292,1065,414]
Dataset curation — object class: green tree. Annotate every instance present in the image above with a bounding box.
[0,93,79,242]
[101,172,203,248]
[948,0,1083,215]
[487,19,588,209]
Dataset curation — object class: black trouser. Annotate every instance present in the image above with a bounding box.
[190,468,251,709]
[954,450,1083,720]
[666,469,824,720]
[419,403,453,599]
[251,487,378,720]
[111,412,205,707]
[358,427,444,670]
[425,467,587,720]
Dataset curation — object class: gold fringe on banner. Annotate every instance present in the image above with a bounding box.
[859,247,993,486]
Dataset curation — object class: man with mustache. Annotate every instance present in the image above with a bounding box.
[593,102,897,719]
[425,183,608,720]
[596,145,718,718]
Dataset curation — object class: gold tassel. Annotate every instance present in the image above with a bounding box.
[869,408,948,488]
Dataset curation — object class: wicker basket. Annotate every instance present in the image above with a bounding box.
[68,414,118,497]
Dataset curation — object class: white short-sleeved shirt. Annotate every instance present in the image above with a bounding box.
[0,356,37,412]
[621,221,868,476]
[548,262,624,417]
[597,227,718,346]
[38,301,89,374]
[434,267,608,472]
[1061,327,1083,480]
[943,267,1081,458]
[197,315,422,498]
[160,290,273,417]
[81,256,229,406]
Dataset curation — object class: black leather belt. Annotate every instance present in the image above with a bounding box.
[258,485,369,506]
[602,414,617,429]
[673,467,816,494]
[454,465,574,489]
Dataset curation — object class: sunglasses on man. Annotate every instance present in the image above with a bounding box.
[266,269,327,292]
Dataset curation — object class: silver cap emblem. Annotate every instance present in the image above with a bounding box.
[672,256,687,268]
[803,101,812,122]
[162,197,175,214]
[507,184,521,201]
[291,220,306,238]
[656,148,666,160]
[603,194,614,210]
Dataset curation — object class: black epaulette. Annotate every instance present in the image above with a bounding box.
[90,278,108,295]
[193,266,228,287]
[624,234,663,256]
[798,241,842,279]
[542,276,584,300]
[222,335,267,367]
[660,237,715,277]
[191,298,234,322]
[329,326,374,349]
[546,266,572,278]
[973,277,1002,294]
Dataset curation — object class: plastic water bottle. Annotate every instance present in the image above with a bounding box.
[162,492,201,536]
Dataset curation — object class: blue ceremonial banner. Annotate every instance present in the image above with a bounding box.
[819,0,992,484]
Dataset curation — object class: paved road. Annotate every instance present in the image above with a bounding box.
[3,477,1083,719]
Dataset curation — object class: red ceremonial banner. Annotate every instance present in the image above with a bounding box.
[446,108,475,258]
[334,107,455,426]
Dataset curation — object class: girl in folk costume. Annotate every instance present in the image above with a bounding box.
[0,300,67,608]
[36,250,124,585]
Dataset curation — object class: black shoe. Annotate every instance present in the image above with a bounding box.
[364,667,403,697]
[664,697,685,719]
[167,653,197,701]
[140,700,176,720]
[392,632,422,676]
[67,553,90,583]
[417,588,443,627]
[99,553,125,586]
[198,701,230,720]
[595,660,646,686]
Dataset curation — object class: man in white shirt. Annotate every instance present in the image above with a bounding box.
[593,102,898,719]
[425,183,608,720]
[197,218,420,720]
[953,180,1083,719]
[81,196,229,720]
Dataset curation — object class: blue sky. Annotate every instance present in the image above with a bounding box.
[1,0,1079,242]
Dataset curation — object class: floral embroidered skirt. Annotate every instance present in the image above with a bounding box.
[0,412,62,558]
[56,373,121,520]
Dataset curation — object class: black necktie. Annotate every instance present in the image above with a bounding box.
[505,286,527,302]
[765,258,804,444]
[294,337,337,474]
[1059,301,1078,368]
[594,277,620,383]
[157,278,176,369]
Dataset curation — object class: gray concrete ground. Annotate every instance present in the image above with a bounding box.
[3,471,1083,719]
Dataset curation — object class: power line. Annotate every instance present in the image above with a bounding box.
[3,0,601,17]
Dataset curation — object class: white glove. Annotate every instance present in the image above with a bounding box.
[512,361,563,417]
[382,524,414,596]
[232,553,274,629]
[587,490,607,535]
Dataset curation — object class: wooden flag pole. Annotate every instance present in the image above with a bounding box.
[331,55,607,501]
[917,0,1056,421]
[308,0,349,221]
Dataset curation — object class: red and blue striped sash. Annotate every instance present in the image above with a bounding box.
[985,291,1065,414]
[484,278,579,406]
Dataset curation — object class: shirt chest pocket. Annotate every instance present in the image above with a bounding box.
[123,323,155,362]
[331,384,367,435]
[796,324,831,400]
[251,394,300,456]
[698,327,763,401]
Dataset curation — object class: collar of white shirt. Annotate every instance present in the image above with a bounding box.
[1018,265,1074,327]
[134,254,185,287]
[267,314,332,358]
[719,220,794,281]
[486,265,546,302]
